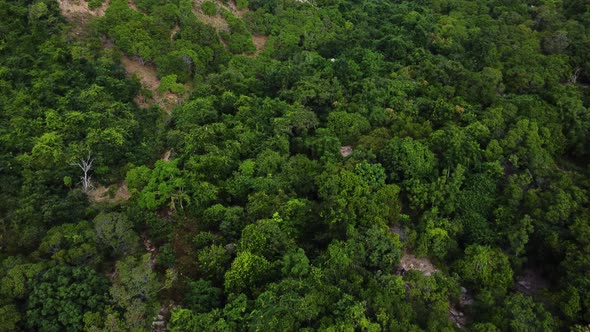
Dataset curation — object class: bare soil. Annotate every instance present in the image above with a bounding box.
[58,0,109,19]
[249,35,268,57]
[88,182,130,204]
[57,0,109,36]
[170,24,181,42]
[120,55,181,113]
[192,0,230,31]
[121,55,160,90]
[192,0,250,29]
[127,0,140,12]
[340,145,353,157]
[194,10,231,31]
[161,149,173,161]
[398,252,439,276]
[227,0,249,18]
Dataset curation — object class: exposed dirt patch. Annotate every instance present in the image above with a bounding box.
[227,0,249,17]
[127,0,140,12]
[88,182,130,204]
[196,0,248,17]
[192,0,249,28]
[170,25,181,42]
[246,35,268,57]
[398,252,439,276]
[340,145,353,157]
[58,0,109,19]
[120,55,181,113]
[58,0,109,36]
[192,0,230,31]
[391,227,471,328]
[121,55,160,90]
[161,149,174,161]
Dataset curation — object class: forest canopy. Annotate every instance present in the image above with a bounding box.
[1,0,590,330]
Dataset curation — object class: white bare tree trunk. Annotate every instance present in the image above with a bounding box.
[71,152,94,192]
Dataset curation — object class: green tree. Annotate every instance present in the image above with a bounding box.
[281,248,311,278]
[224,251,272,295]
[239,217,295,261]
[357,225,402,271]
[381,137,437,181]
[326,111,371,145]
[197,245,232,284]
[1,260,46,300]
[110,254,161,330]
[26,265,110,332]
[492,293,555,331]
[128,159,190,211]
[456,245,513,296]
[201,1,217,16]
[184,279,222,313]
[93,212,139,257]
[38,221,99,266]
[0,304,21,331]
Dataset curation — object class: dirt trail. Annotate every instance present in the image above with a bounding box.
[192,0,251,31]
[193,8,231,31]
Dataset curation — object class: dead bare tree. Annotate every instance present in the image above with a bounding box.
[570,67,581,84]
[71,152,94,192]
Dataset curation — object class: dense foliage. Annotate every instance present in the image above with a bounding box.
[1,0,590,330]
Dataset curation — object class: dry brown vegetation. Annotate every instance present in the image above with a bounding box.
[88,182,130,204]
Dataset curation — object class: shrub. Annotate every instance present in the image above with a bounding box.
[236,0,248,9]
[201,1,217,16]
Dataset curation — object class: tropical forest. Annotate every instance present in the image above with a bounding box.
[1,0,590,330]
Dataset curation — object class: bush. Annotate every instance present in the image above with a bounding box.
[87,0,103,9]
[201,1,217,16]
[236,0,248,9]
[159,74,185,94]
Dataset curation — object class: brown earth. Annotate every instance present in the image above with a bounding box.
[121,55,160,90]
[58,0,109,19]
[398,252,439,276]
[57,0,109,36]
[127,0,140,12]
[170,25,181,42]
[249,35,268,57]
[193,8,231,32]
[121,55,182,113]
[161,149,173,161]
[88,182,130,204]
[340,145,353,157]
